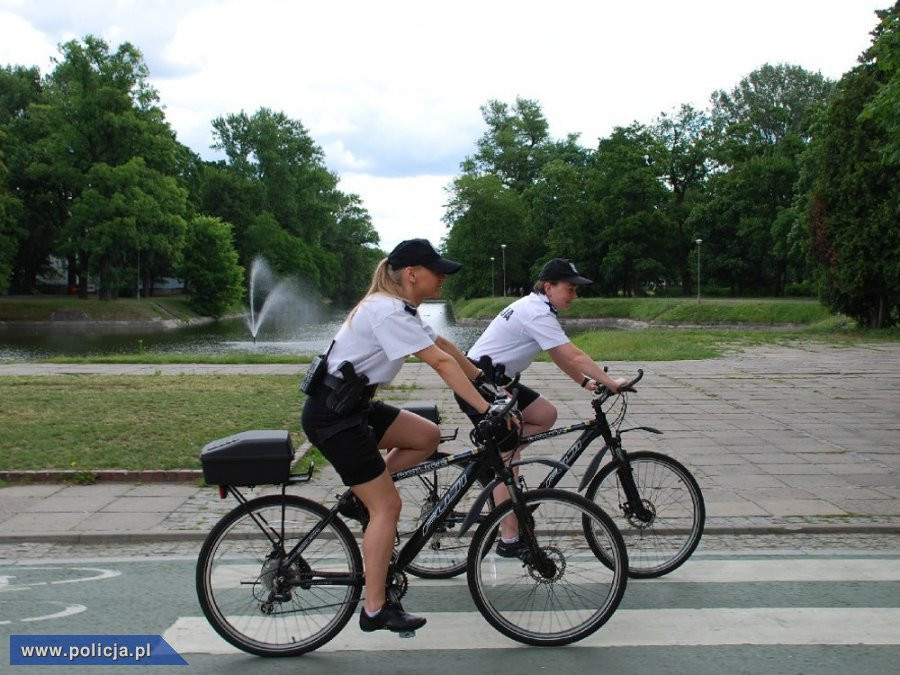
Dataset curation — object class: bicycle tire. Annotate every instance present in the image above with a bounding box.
[196,494,363,657]
[466,488,628,647]
[399,453,495,579]
[585,450,705,579]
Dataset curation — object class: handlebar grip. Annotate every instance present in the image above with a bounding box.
[620,368,643,392]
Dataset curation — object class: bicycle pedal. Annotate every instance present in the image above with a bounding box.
[397,631,416,639]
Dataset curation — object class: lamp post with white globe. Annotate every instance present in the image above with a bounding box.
[490,256,495,296]
[695,238,703,304]
[501,244,507,297]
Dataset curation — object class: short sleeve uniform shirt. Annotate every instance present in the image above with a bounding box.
[467,292,569,376]
[326,294,436,385]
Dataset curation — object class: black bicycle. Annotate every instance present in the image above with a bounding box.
[399,369,705,580]
[195,392,629,656]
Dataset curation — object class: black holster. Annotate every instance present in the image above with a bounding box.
[324,361,373,416]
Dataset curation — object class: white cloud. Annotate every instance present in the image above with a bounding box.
[0,10,56,71]
[338,173,454,253]
[0,0,888,247]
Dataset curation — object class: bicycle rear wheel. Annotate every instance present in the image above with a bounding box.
[399,454,495,579]
[196,494,363,657]
[585,450,704,578]
[467,488,627,647]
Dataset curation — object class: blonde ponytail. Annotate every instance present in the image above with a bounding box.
[347,258,406,322]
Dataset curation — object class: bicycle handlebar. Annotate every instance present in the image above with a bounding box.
[594,368,643,401]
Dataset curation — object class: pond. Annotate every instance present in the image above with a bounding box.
[0,301,484,361]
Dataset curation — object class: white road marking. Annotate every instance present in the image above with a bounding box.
[0,567,122,590]
[165,607,900,654]
[168,557,900,654]
[642,558,900,583]
[21,603,87,622]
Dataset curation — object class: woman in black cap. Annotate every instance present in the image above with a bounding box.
[459,258,629,558]
[301,238,492,634]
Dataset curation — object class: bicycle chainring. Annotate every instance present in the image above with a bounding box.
[386,569,409,603]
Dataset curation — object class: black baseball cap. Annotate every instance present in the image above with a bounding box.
[537,258,592,285]
[387,239,462,274]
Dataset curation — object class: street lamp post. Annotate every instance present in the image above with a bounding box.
[695,238,703,304]
[490,256,495,296]
[501,244,507,297]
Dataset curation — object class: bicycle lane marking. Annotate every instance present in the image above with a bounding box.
[0,565,121,625]
[165,556,900,654]
[165,607,900,653]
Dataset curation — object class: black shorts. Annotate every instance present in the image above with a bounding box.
[301,397,401,486]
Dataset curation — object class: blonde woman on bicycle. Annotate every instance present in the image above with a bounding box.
[301,239,491,634]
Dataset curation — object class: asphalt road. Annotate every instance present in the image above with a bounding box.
[2,535,899,674]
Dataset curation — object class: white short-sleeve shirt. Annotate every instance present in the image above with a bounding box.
[467,292,569,376]
[326,294,436,385]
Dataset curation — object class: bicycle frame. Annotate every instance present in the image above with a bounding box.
[219,439,566,591]
[512,370,661,521]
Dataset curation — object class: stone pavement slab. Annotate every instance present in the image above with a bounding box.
[0,341,898,542]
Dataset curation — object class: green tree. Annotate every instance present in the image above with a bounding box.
[192,160,265,263]
[464,98,552,192]
[210,108,366,296]
[0,135,23,293]
[11,36,185,297]
[180,215,244,318]
[649,104,713,294]
[800,3,899,327]
[700,63,833,294]
[325,193,381,304]
[65,158,188,298]
[0,64,55,292]
[243,211,322,289]
[443,174,528,298]
[710,63,832,163]
[860,2,900,163]
[527,157,591,265]
[587,125,668,296]
[445,98,557,296]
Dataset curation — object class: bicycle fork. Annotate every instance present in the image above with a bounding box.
[609,442,655,525]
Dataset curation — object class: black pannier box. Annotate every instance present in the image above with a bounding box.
[200,430,294,486]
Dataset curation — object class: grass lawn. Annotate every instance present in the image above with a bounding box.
[453,296,836,324]
[0,375,308,473]
[0,377,430,473]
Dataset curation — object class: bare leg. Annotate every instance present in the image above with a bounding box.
[493,396,557,539]
[353,409,440,613]
[351,471,401,613]
[381,409,440,473]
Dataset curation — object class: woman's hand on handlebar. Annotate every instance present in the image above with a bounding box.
[592,369,643,396]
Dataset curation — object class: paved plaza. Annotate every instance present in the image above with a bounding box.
[0,341,898,543]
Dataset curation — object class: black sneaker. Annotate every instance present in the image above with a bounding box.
[359,601,427,633]
[338,494,369,529]
[495,538,529,559]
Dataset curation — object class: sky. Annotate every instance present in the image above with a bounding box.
[0,0,889,253]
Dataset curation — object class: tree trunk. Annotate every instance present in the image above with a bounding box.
[77,251,90,299]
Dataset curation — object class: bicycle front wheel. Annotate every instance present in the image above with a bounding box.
[467,488,628,647]
[196,494,363,657]
[585,451,705,578]
[399,454,494,579]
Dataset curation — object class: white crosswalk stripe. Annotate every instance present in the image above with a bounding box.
[168,557,900,654]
